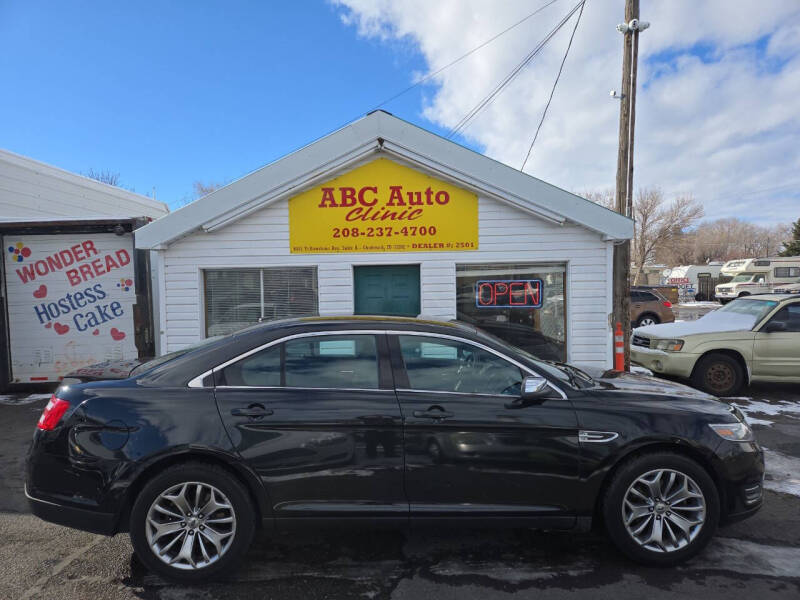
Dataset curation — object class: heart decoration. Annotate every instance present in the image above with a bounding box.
[54,322,70,335]
[44,322,52,329]
[110,328,125,341]
[33,284,47,299]
[92,329,99,336]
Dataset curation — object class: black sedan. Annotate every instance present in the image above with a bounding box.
[26,316,764,582]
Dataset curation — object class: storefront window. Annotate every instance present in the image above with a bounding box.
[455,263,566,361]
[204,267,318,337]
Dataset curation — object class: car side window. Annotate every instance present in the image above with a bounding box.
[397,335,522,396]
[630,290,642,301]
[640,292,658,302]
[220,344,281,387]
[284,335,379,389]
[766,305,800,333]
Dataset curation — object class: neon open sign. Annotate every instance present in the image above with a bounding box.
[476,279,543,308]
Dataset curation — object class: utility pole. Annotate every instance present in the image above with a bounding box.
[612,0,647,370]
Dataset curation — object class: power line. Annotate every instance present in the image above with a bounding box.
[520,1,586,171]
[365,0,560,114]
[446,0,586,140]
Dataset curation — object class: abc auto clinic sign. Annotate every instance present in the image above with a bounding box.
[4,233,137,382]
[288,158,478,254]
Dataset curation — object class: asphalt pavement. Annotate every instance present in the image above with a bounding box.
[1,382,799,600]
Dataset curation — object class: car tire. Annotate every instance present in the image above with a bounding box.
[129,462,256,583]
[738,292,750,297]
[603,452,719,566]
[636,313,660,327]
[691,353,744,397]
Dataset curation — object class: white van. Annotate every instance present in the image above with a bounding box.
[715,256,800,303]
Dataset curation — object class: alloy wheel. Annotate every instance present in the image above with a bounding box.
[639,317,656,326]
[622,469,706,553]
[146,482,237,570]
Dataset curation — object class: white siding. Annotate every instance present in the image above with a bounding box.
[160,196,613,368]
[0,149,168,221]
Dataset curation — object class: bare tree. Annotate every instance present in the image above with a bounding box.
[83,168,121,187]
[632,188,704,284]
[579,188,615,210]
[193,181,224,198]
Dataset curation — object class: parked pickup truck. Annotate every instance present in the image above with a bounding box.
[630,294,800,396]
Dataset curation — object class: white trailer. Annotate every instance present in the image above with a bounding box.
[664,263,724,302]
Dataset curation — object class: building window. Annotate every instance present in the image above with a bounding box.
[456,263,566,361]
[204,267,318,337]
[774,267,800,278]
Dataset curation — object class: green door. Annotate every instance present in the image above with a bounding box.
[354,265,421,317]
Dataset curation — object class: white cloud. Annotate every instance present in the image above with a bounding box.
[332,0,800,224]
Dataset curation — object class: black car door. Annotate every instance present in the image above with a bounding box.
[213,331,406,526]
[389,333,581,526]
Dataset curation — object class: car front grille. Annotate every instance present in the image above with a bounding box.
[632,335,650,348]
[716,287,730,292]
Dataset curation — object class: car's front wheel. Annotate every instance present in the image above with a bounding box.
[603,452,719,566]
[692,353,744,397]
[129,462,255,582]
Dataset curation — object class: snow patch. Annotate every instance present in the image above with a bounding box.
[635,311,756,337]
[0,393,51,405]
[763,448,800,497]
[692,537,800,578]
[732,398,800,427]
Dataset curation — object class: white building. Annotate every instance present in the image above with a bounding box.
[135,111,633,368]
[1,149,168,388]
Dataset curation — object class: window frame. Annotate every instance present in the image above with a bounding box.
[762,301,800,333]
[198,330,392,391]
[388,331,566,399]
[201,266,319,338]
[189,329,567,400]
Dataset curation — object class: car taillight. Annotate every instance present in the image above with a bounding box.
[37,395,70,431]
[663,301,672,308]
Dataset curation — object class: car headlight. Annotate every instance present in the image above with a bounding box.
[709,422,753,442]
[651,338,684,352]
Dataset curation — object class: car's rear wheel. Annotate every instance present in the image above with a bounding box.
[603,452,719,566]
[130,462,255,582]
[636,313,660,327]
[692,353,744,397]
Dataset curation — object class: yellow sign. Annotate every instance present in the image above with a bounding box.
[288,158,478,254]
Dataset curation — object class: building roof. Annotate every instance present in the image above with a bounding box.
[0,148,168,222]
[135,110,632,249]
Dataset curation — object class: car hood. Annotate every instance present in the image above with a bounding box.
[578,365,717,400]
[64,358,150,382]
[634,310,756,338]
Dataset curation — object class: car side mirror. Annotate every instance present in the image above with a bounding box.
[765,321,787,333]
[506,375,551,409]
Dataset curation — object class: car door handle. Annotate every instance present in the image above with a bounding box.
[230,405,273,418]
[413,409,454,419]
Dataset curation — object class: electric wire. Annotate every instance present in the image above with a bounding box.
[446,0,586,140]
[365,0,560,114]
[520,0,586,171]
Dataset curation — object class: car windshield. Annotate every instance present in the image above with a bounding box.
[731,272,756,282]
[717,298,778,325]
[130,336,224,375]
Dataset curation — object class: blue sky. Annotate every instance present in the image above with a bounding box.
[2,0,798,225]
[0,1,450,207]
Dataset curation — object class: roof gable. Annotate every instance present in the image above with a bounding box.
[135,111,632,249]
